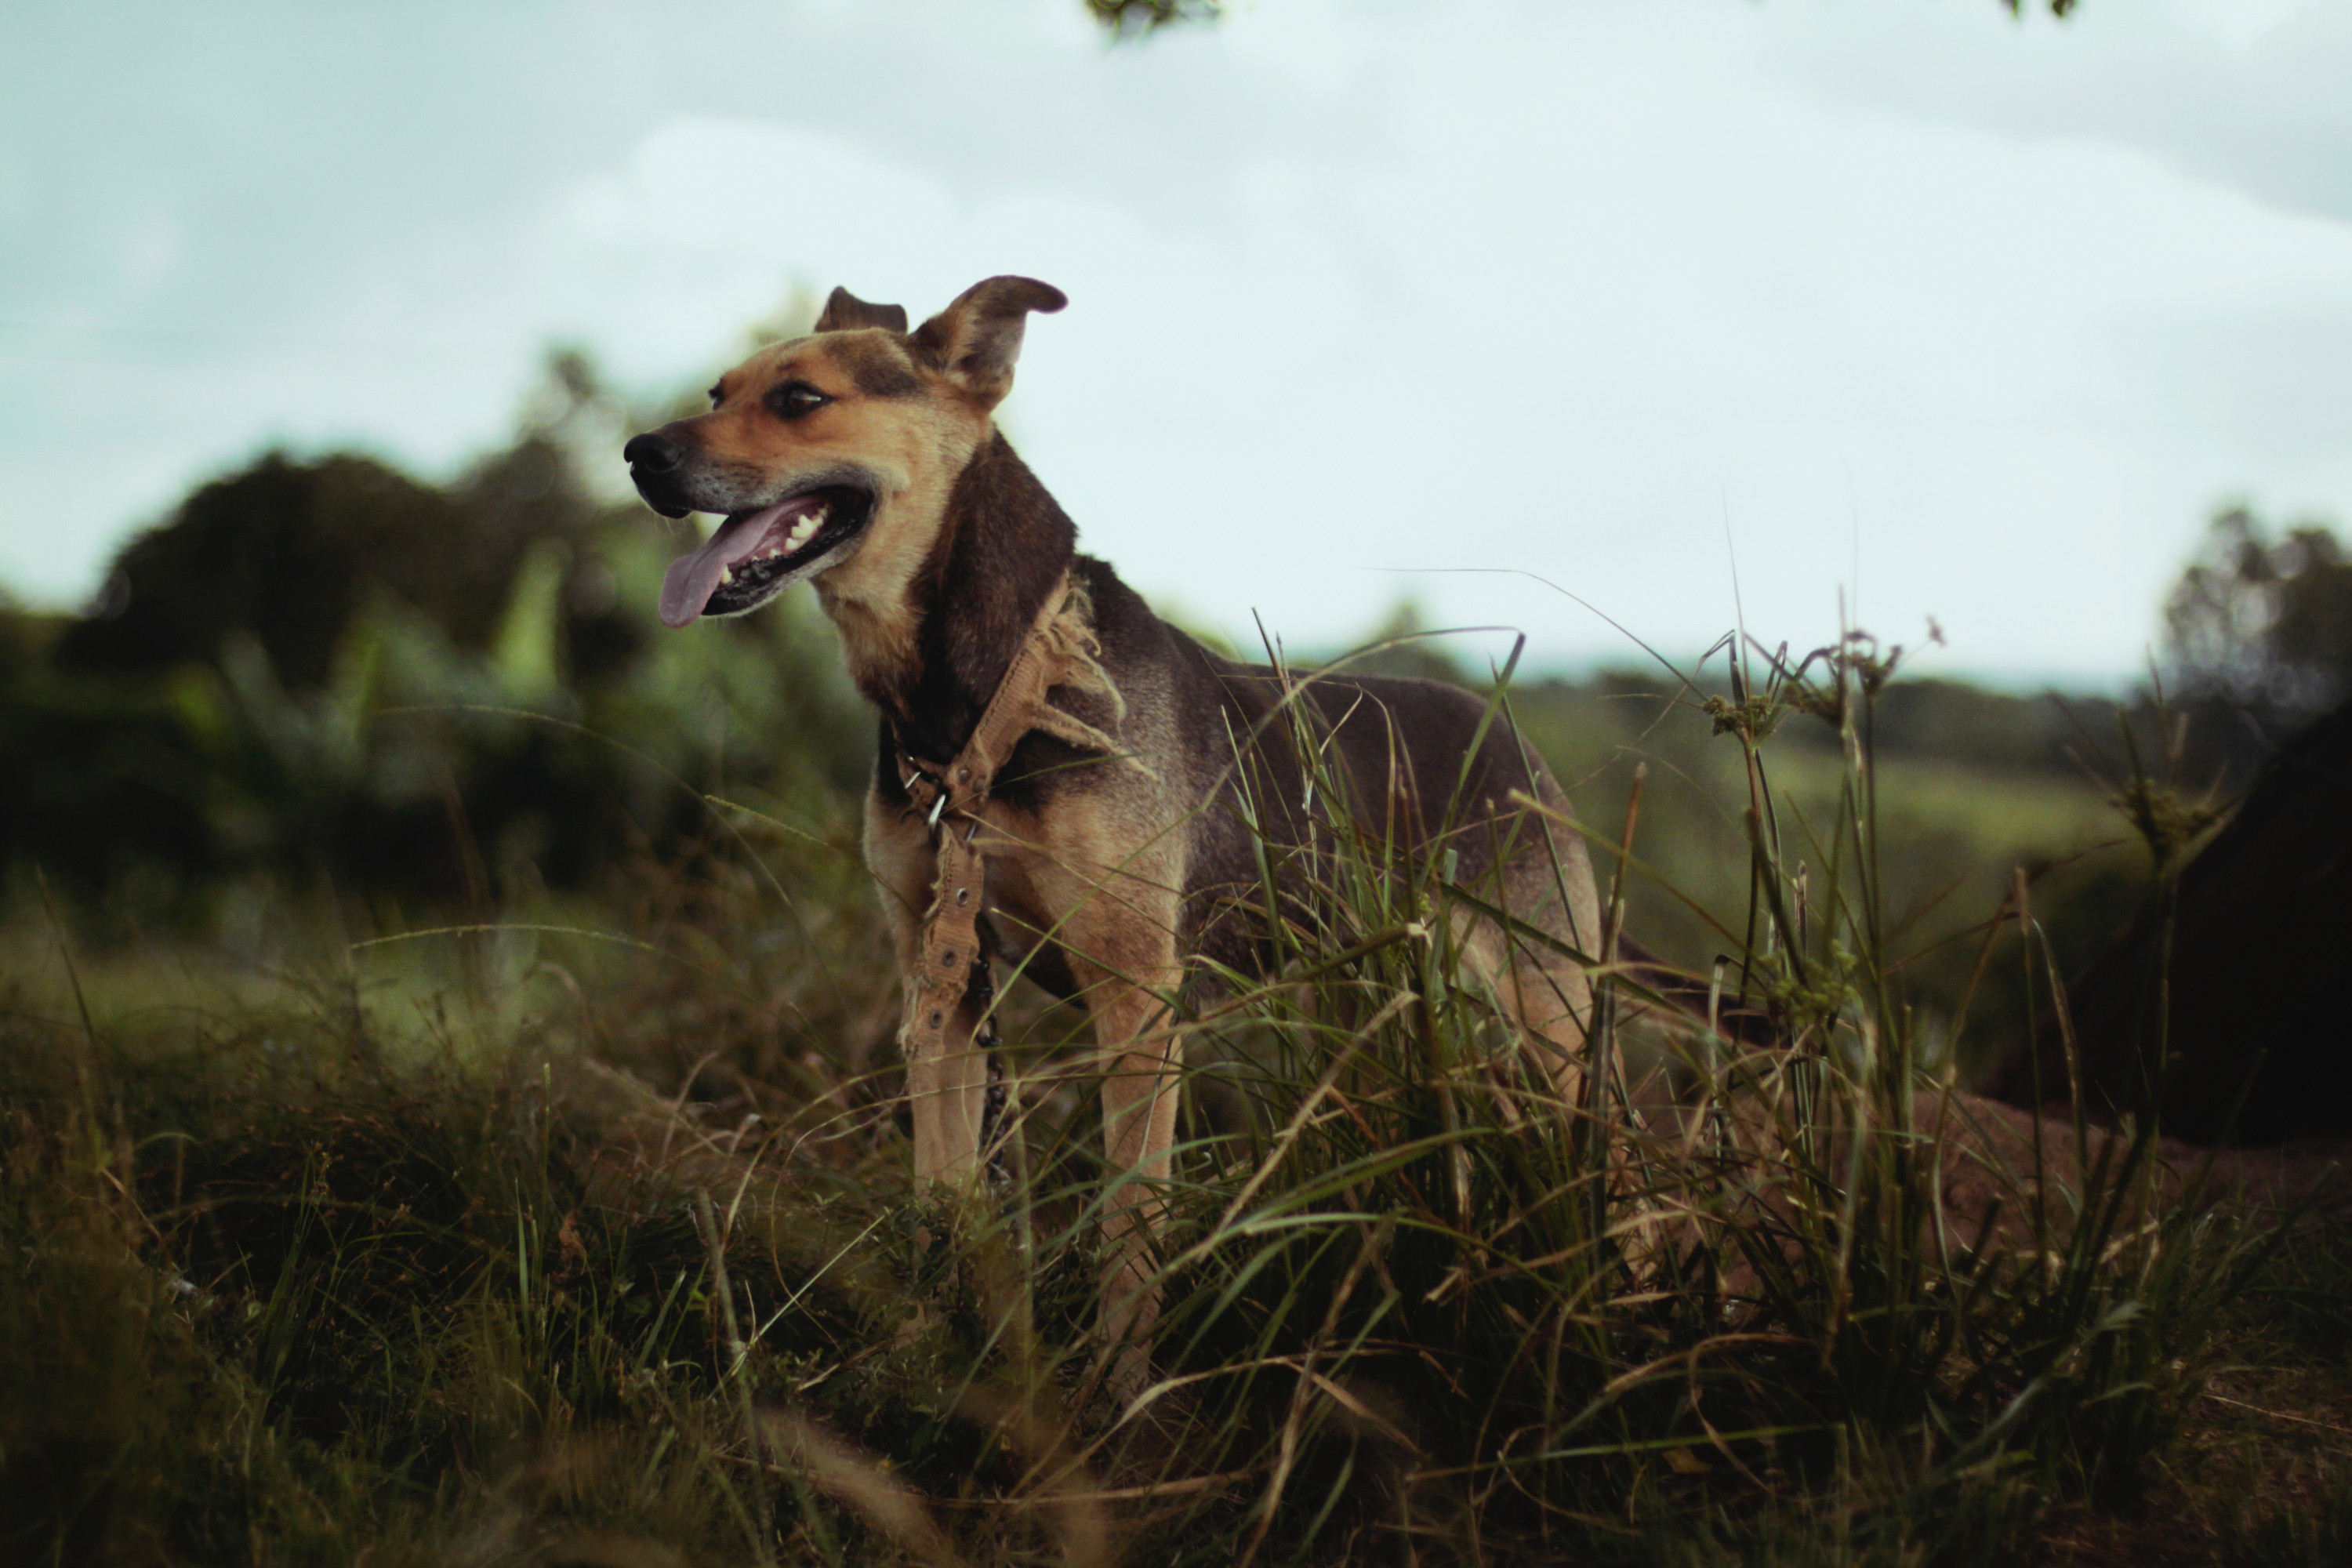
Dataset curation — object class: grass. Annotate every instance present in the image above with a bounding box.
[2,628,2343,1566]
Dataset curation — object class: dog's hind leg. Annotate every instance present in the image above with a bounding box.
[1461,800,1603,1113]
[1503,938,1598,1106]
[1457,916,1593,1108]
[1088,975,1185,1395]
[1053,897,1186,1393]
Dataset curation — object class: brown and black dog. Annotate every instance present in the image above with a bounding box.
[623,276,1602,1367]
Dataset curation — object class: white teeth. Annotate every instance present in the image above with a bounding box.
[722,566,737,583]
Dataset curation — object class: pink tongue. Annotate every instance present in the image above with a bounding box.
[657,498,822,628]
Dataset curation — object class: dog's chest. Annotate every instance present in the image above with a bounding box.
[967,805,1081,940]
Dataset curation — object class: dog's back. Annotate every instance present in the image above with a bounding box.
[1007,557,1602,1063]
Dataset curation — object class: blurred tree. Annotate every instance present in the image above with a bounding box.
[55,452,495,691]
[2165,503,2352,721]
[1973,503,2352,1139]
[1086,0,1220,34]
[5,340,874,931]
[52,348,641,693]
[0,590,65,683]
[1780,677,2120,776]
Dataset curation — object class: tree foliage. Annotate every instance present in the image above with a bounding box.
[2164,503,2352,720]
[1085,0,1220,35]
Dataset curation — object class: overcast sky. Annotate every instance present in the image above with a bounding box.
[5,0,2350,684]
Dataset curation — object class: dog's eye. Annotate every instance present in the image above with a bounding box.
[767,381,832,421]
[706,384,724,410]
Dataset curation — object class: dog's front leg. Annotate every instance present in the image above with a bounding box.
[867,794,990,1195]
[900,959,993,1193]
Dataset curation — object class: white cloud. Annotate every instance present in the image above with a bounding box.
[5,0,2352,684]
[2169,0,2329,50]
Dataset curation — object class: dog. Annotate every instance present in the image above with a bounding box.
[623,276,1603,1371]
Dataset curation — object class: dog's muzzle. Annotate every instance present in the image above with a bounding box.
[622,434,693,519]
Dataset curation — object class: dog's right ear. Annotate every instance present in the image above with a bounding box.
[909,276,1068,408]
[814,287,909,334]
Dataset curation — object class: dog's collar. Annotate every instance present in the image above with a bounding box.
[893,572,1079,1113]
[895,572,1076,833]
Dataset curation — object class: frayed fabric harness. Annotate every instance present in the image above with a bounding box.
[892,572,1130,1173]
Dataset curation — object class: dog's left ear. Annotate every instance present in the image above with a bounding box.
[909,276,1067,408]
[814,287,909,334]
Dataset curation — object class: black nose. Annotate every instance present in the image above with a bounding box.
[623,433,681,474]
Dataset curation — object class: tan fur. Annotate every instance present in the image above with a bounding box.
[683,332,991,706]
[977,785,1191,1366]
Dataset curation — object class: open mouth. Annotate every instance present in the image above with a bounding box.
[657,485,873,627]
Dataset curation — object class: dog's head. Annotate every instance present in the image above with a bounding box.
[624,275,1066,629]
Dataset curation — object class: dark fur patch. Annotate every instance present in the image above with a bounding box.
[815,287,909,333]
[826,335,924,399]
[909,277,1068,403]
[888,430,1077,762]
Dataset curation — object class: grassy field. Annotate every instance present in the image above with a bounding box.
[6,627,2347,1568]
